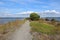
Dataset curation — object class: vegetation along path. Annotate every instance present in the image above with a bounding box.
[6,20,32,40]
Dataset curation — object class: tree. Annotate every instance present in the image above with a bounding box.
[45,18,49,21]
[30,13,40,20]
[51,18,55,21]
[51,18,56,25]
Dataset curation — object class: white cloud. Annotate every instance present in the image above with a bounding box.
[44,10,60,14]
[40,10,60,17]
[17,11,34,14]
[0,11,39,17]
[0,10,60,17]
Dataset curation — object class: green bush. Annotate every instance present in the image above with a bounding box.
[51,18,55,21]
[30,13,40,20]
[45,18,49,21]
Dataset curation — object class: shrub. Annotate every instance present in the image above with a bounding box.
[50,18,56,25]
[51,18,55,21]
[30,13,40,21]
[45,18,49,21]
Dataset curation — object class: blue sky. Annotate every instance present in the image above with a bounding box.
[0,0,60,17]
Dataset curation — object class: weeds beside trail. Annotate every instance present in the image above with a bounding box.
[30,21,55,34]
[0,20,25,40]
[0,20,25,34]
[30,21,60,40]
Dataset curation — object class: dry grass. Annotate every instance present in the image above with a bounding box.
[30,19,60,40]
[30,21,56,35]
[0,20,25,34]
[30,19,60,34]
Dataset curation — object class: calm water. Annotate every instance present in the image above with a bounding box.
[43,17,60,21]
[0,17,60,24]
[0,17,24,24]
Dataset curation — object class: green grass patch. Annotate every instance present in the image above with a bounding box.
[30,21,56,34]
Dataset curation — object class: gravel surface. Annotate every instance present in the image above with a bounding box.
[6,20,32,40]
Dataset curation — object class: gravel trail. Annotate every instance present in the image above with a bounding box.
[6,20,32,40]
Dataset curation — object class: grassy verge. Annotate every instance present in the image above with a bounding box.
[30,21,56,34]
[0,20,25,34]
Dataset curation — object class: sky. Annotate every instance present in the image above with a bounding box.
[0,0,60,17]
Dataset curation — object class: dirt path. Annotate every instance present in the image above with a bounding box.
[6,20,32,40]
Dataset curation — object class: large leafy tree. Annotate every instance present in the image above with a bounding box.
[30,13,40,20]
